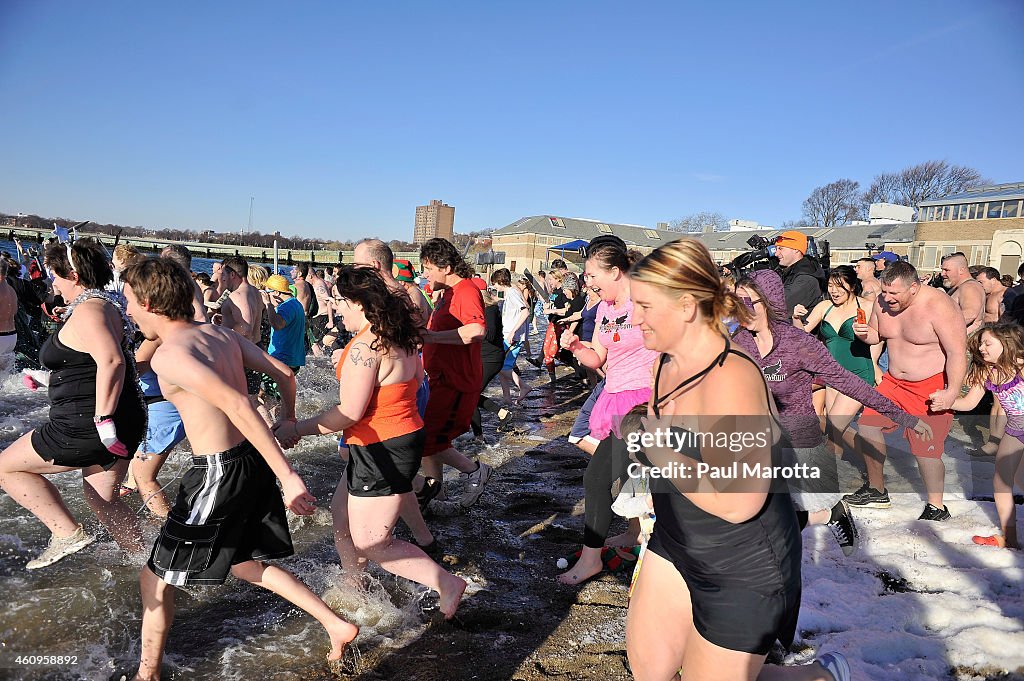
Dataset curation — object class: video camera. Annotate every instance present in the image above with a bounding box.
[725,234,829,275]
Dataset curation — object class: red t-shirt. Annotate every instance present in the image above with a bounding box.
[423,278,485,393]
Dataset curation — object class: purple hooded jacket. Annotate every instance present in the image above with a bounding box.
[732,269,917,448]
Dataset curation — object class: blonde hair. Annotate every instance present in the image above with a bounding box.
[113,244,143,266]
[630,238,751,334]
[248,264,270,289]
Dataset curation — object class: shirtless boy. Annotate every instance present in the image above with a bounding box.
[120,258,356,681]
[846,261,967,520]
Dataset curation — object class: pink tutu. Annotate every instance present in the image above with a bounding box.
[589,387,651,440]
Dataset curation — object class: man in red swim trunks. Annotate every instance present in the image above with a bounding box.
[847,261,967,520]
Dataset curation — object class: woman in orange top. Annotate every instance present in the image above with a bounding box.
[274,267,467,619]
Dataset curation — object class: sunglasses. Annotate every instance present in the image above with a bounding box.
[739,295,763,311]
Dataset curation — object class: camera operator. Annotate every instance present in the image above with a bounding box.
[774,230,825,323]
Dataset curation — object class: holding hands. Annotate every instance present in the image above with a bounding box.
[273,418,301,449]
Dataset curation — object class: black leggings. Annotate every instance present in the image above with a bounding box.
[472,353,506,436]
[583,435,632,549]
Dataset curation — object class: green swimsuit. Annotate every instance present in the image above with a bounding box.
[819,304,875,385]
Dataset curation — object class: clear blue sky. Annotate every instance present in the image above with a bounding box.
[1,0,1021,242]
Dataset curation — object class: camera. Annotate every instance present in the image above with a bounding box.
[726,234,827,274]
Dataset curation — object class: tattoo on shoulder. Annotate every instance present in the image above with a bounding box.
[349,342,377,368]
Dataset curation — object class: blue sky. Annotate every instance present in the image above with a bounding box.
[1,0,1021,242]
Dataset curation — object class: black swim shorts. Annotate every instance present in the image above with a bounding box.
[147,440,293,586]
[347,429,423,497]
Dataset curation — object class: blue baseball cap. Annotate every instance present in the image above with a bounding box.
[872,251,899,262]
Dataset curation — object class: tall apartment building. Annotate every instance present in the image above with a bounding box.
[414,199,455,243]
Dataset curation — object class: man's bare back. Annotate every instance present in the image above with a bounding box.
[221,281,264,344]
[985,286,1006,322]
[0,281,16,333]
[950,278,985,334]
[875,285,964,381]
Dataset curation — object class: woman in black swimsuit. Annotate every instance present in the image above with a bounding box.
[0,238,145,570]
[625,239,849,681]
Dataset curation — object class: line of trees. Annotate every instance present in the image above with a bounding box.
[668,160,991,232]
[1,212,493,254]
[800,160,990,228]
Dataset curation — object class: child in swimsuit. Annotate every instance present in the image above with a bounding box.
[950,322,1024,549]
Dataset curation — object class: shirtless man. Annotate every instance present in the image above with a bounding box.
[120,258,357,681]
[0,258,17,372]
[160,245,207,323]
[846,261,967,520]
[292,262,314,315]
[855,257,882,301]
[217,256,266,401]
[977,267,1007,322]
[352,239,431,325]
[941,252,985,335]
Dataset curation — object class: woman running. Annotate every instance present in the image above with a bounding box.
[733,269,930,555]
[556,235,659,584]
[0,238,146,569]
[274,266,466,617]
[795,265,880,452]
[625,238,849,681]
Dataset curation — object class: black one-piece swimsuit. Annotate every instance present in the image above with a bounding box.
[641,339,803,655]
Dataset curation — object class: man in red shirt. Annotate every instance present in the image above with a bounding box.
[417,238,493,508]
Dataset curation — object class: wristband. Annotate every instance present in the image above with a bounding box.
[93,414,115,423]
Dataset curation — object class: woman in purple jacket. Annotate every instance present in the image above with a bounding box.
[732,269,932,556]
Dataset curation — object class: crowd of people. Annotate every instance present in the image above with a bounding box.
[1,227,1022,681]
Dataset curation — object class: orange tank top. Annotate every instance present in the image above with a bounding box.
[336,328,423,446]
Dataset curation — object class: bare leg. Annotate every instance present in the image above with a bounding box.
[329,474,367,577]
[348,494,466,618]
[991,436,1023,548]
[606,517,642,547]
[82,461,144,551]
[857,425,888,491]
[914,456,946,509]
[230,560,359,660]
[0,432,83,537]
[984,402,1005,455]
[397,492,434,546]
[133,566,176,681]
[131,452,172,518]
[498,370,514,403]
[626,550,692,679]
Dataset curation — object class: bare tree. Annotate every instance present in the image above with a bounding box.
[779,218,812,229]
[862,160,989,213]
[669,211,729,233]
[802,179,864,227]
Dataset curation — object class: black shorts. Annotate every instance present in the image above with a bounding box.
[308,315,329,343]
[244,368,263,396]
[147,440,293,586]
[347,429,423,497]
[32,409,145,471]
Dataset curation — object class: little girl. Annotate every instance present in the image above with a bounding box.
[949,322,1024,549]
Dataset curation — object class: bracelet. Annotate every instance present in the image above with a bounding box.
[93,414,115,423]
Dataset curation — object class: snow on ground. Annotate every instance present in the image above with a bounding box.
[790,425,1024,681]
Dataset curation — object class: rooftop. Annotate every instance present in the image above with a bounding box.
[918,182,1024,207]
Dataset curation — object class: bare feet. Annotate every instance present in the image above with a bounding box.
[516,385,536,405]
[326,620,359,662]
[605,529,640,548]
[439,573,468,619]
[557,549,602,585]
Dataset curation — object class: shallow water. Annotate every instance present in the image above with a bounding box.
[0,356,463,680]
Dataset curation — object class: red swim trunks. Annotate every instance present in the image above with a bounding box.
[422,378,477,457]
[859,372,952,459]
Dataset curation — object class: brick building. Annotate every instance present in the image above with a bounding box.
[414,199,455,244]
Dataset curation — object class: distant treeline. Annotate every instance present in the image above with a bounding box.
[0,212,494,254]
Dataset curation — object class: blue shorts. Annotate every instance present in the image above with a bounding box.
[569,380,605,442]
[140,400,187,456]
[502,342,523,371]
